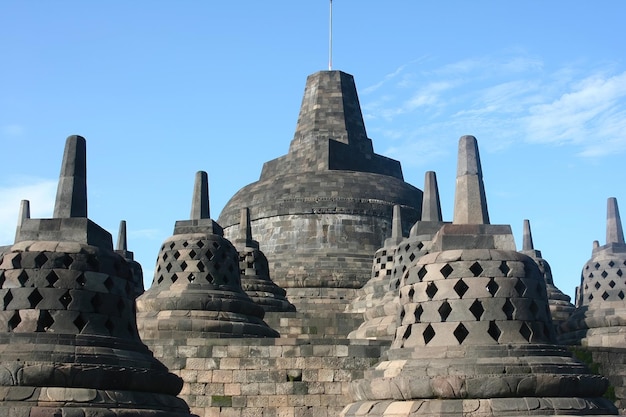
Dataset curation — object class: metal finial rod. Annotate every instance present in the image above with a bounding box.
[329,0,333,70]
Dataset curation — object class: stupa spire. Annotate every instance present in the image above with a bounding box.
[190,171,210,220]
[421,171,442,222]
[53,135,87,218]
[453,135,489,225]
[522,218,534,251]
[117,220,128,252]
[14,199,30,242]
[606,197,624,244]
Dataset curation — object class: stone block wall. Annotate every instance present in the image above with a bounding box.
[144,337,389,417]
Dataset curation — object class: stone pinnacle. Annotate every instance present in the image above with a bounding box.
[190,171,210,220]
[421,171,442,222]
[453,135,490,225]
[117,220,128,252]
[14,199,30,242]
[522,219,534,251]
[237,207,252,246]
[606,197,625,244]
[384,205,404,247]
[53,135,87,218]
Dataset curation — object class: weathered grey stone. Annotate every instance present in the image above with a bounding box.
[137,171,279,339]
[218,71,422,309]
[343,136,616,416]
[115,220,144,298]
[561,197,626,349]
[0,136,192,416]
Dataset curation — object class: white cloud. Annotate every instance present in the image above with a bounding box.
[0,179,57,245]
[1,124,24,137]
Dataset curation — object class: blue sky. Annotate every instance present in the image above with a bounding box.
[1,1,625,300]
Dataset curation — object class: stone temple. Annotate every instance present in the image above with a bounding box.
[218,70,422,311]
[3,68,626,417]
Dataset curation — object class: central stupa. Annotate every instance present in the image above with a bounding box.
[218,70,422,308]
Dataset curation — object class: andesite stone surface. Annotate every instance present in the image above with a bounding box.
[218,70,422,310]
[0,135,192,416]
[520,219,574,333]
[560,197,626,348]
[136,171,279,339]
[342,135,617,417]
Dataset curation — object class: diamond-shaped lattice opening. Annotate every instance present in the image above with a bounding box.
[619,291,625,300]
[197,261,205,272]
[212,242,220,249]
[438,301,452,322]
[189,249,197,259]
[386,269,392,276]
[156,275,164,284]
[601,271,608,279]
[169,242,176,250]
[469,262,483,277]
[188,274,196,282]
[514,279,527,296]
[609,261,615,268]
[454,279,469,298]
[182,241,189,248]
[441,264,454,278]
[376,258,381,265]
[86,255,100,271]
[62,254,73,268]
[423,324,435,345]
[588,273,594,279]
[92,293,103,310]
[104,319,115,335]
[414,304,423,322]
[417,242,424,250]
[618,269,623,277]
[387,256,393,262]
[46,271,59,288]
[162,253,168,262]
[585,265,590,270]
[409,253,416,262]
[197,240,205,248]
[499,261,510,276]
[75,273,86,287]
[453,323,469,344]
[18,271,29,286]
[502,298,515,320]
[488,321,501,341]
[602,291,609,300]
[8,311,21,330]
[588,293,594,301]
[402,325,412,341]
[417,266,427,281]
[45,271,59,288]
[529,301,539,316]
[27,289,43,308]
[165,263,173,273]
[34,253,48,268]
[399,308,406,322]
[469,300,484,320]
[206,273,214,284]
[374,270,380,278]
[104,277,114,291]
[404,243,411,252]
[594,281,601,290]
[3,291,14,308]
[171,274,178,283]
[408,287,415,300]
[74,315,87,332]
[519,322,532,342]
[486,278,499,296]
[37,310,54,332]
[59,291,72,308]
[394,279,401,289]
[174,251,181,260]
[426,282,439,299]
[594,263,601,270]
[180,261,188,271]
[0,272,4,287]
[10,253,21,268]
